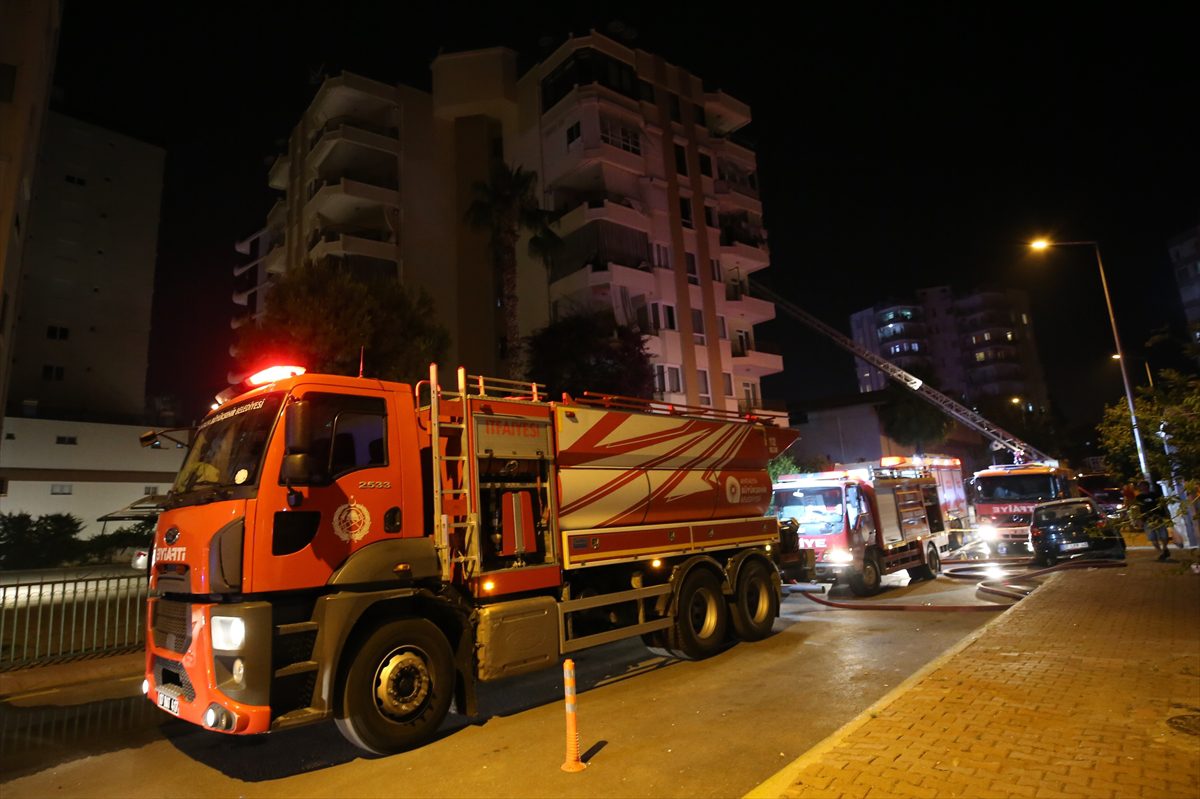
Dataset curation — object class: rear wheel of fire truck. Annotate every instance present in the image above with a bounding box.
[848,552,883,596]
[336,619,454,754]
[907,544,941,581]
[729,559,778,641]
[665,569,728,659]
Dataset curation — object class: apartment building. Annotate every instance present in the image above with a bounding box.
[0,0,62,436]
[239,32,784,411]
[851,285,1049,412]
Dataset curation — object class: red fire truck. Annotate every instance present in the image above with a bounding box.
[968,462,1076,555]
[771,458,960,595]
[141,365,796,753]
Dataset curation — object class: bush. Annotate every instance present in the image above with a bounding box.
[0,512,85,569]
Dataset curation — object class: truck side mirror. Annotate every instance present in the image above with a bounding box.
[281,453,316,485]
[285,400,312,454]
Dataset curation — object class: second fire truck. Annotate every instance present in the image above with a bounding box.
[772,457,964,595]
[968,462,1076,555]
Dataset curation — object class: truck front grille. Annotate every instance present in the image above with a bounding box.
[152,599,192,654]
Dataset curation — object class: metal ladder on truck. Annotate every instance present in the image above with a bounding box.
[747,279,1056,464]
[426,364,478,583]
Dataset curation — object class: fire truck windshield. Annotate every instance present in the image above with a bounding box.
[773,486,845,536]
[170,393,284,500]
[972,474,1055,502]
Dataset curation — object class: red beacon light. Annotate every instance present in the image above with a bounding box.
[247,365,306,386]
[213,365,307,408]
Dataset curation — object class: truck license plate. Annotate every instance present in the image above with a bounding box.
[1060,541,1088,551]
[157,692,180,715]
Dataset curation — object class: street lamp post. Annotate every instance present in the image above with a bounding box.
[1030,239,1152,483]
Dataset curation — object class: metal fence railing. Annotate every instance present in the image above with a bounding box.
[0,575,149,671]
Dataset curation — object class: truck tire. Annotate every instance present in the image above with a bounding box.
[729,559,778,641]
[907,544,940,582]
[848,553,883,596]
[666,569,728,659]
[335,618,454,754]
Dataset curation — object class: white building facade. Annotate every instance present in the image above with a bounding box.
[0,416,183,537]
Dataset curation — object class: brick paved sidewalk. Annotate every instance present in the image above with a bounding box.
[748,549,1200,799]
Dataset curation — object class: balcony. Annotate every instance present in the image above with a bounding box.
[263,242,285,275]
[731,340,784,377]
[268,154,289,191]
[309,73,397,126]
[724,283,775,324]
[308,228,398,264]
[305,177,400,223]
[554,192,651,237]
[309,117,399,170]
[703,90,751,136]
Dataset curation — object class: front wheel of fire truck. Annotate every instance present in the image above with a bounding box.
[848,552,883,596]
[336,619,454,755]
[666,569,729,659]
[729,559,778,641]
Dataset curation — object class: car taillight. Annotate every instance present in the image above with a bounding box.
[1096,518,1106,528]
[1030,526,1044,539]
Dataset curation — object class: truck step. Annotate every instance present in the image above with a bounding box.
[275,621,318,636]
[271,707,329,731]
[274,660,319,678]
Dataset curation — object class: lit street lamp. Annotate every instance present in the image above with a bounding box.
[1029,238,1152,483]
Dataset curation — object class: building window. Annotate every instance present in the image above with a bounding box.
[638,79,655,103]
[1006,330,1014,341]
[144,486,158,495]
[55,435,78,445]
[652,243,672,269]
[983,331,992,341]
[685,252,699,285]
[669,94,681,123]
[599,116,641,154]
[51,484,73,495]
[0,477,7,497]
[1021,313,1029,325]
[696,369,711,406]
[65,174,88,186]
[692,308,706,344]
[723,372,734,397]
[710,259,722,282]
[675,143,688,176]
[46,325,70,340]
[42,364,65,381]
[650,302,677,332]
[654,363,682,394]
[679,196,693,228]
[694,103,706,127]
[699,153,713,177]
[718,315,727,339]
[704,205,718,228]
[975,351,987,362]
[566,121,581,149]
[0,63,15,103]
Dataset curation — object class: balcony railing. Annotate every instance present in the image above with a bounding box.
[308,116,399,151]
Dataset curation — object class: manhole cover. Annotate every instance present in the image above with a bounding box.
[1167,715,1200,736]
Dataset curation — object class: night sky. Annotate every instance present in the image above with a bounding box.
[51,3,1199,437]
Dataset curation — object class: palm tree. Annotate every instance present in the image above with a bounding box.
[465,161,560,376]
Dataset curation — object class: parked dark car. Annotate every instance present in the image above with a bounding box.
[1028,498,1125,566]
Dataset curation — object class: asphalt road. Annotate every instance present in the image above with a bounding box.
[0,573,1004,798]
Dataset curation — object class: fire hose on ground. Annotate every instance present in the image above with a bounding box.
[790,556,1128,612]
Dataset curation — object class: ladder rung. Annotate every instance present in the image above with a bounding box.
[441,423,465,429]
[443,455,467,461]
[441,488,468,494]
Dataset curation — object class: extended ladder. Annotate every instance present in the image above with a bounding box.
[748,279,1056,463]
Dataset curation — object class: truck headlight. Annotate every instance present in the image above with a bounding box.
[211,615,246,651]
[978,525,998,541]
[826,548,854,564]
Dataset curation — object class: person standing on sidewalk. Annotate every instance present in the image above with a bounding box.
[1135,480,1172,561]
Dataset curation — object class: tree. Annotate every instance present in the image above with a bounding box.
[875,369,952,452]
[465,161,561,376]
[768,451,833,481]
[235,260,449,383]
[0,513,84,569]
[525,310,654,400]
[1097,369,1200,485]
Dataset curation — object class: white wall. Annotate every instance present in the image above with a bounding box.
[0,416,184,537]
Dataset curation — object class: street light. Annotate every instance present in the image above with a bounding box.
[1029,238,1152,483]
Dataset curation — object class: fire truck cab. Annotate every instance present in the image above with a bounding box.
[969,462,1076,555]
[772,459,957,595]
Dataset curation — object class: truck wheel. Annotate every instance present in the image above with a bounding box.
[729,559,778,641]
[849,553,883,596]
[335,619,454,754]
[907,545,940,581]
[666,569,728,659]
